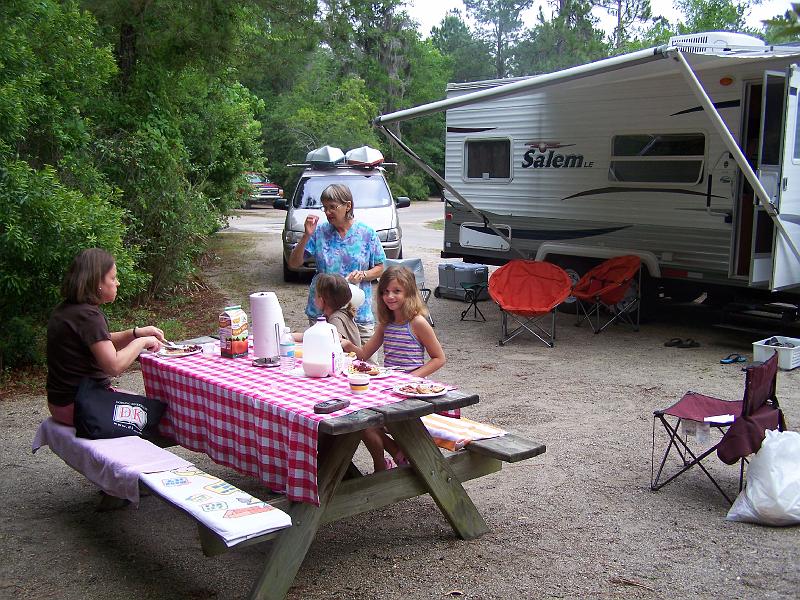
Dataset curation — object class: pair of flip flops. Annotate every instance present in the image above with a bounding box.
[720,353,747,364]
[764,336,796,348]
[664,338,701,348]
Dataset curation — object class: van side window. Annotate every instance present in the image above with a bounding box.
[609,133,705,184]
[465,139,511,180]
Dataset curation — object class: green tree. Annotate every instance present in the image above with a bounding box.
[513,1,609,75]
[465,0,535,78]
[77,0,270,292]
[594,0,652,49]
[262,51,381,187]
[676,0,751,34]
[763,3,800,42]
[305,0,450,197]
[0,0,139,368]
[430,9,495,82]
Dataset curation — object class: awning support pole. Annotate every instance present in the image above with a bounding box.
[376,125,526,259]
[672,50,800,265]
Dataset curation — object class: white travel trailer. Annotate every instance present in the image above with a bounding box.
[374,32,800,311]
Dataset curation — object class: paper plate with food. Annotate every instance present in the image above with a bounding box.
[346,360,391,379]
[156,344,202,358]
[392,382,448,398]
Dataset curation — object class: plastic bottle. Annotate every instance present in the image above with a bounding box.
[302,316,343,377]
[279,327,296,372]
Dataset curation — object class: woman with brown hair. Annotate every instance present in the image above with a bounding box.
[288,183,385,343]
[46,248,165,426]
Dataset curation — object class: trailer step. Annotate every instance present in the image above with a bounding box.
[722,302,799,322]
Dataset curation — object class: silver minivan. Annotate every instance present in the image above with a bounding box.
[275,164,410,281]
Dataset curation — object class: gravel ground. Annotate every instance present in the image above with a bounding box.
[2,213,798,600]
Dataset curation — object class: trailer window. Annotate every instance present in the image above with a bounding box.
[794,99,800,161]
[465,139,511,180]
[609,133,705,184]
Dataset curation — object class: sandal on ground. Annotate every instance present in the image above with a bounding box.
[677,338,700,348]
[720,353,747,364]
[664,338,683,347]
[383,457,396,470]
[394,451,410,467]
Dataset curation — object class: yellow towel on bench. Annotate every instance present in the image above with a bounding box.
[421,414,507,451]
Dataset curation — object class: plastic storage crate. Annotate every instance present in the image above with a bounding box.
[435,263,489,301]
[752,336,800,370]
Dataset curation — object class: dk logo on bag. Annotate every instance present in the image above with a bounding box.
[113,402,149,432]
[74,377,166,439]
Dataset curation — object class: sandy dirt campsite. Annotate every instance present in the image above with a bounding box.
[2,202,799,599]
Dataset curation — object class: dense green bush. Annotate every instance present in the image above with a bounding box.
[1,0,269,368]
[0,159,142,368]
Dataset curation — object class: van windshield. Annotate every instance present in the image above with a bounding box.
[292,174,392,209]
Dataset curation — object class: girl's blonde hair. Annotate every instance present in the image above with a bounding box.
[315,273,356,318]
[375,266,428,324]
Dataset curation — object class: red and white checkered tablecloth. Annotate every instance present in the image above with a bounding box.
[140,350,446,505]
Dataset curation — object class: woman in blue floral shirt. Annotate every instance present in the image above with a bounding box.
[288,184,385,342]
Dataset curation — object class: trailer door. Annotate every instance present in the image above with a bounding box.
[771,64,800,291]
[750,72,785,286]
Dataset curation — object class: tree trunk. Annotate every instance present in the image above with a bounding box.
[117,22,137,91]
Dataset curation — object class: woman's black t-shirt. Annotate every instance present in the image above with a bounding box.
[46,303,112,406]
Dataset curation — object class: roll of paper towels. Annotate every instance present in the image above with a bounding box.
[250,292,285,359]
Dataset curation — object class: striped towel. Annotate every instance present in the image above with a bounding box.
[421,414,507,451]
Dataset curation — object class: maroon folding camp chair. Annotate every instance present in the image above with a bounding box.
[488,260,572,348]
[572,255,641,333]
[651,353,785,504]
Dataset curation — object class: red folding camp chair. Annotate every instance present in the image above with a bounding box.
[488,260,572,348]
[572,255,641,334]
[651,353,785,504]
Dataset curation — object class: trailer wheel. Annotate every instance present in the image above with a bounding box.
[434,287,441,298]
[552,257,592,314]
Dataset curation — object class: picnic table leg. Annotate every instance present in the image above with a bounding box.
[247,431,362,600]
[386,418,489,540]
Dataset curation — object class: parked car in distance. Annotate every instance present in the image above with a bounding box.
[275,163,411,282]
[241,172,283,208]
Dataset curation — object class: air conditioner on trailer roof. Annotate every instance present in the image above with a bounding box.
[669,31,766,54]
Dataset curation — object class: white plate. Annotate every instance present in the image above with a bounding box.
[346,364,392,379]
[157,345,202,359]
[391,384,448,398]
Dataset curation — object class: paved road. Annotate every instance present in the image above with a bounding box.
[225,200,446,250]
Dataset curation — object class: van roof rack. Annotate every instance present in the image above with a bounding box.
[285,162,397,170]
[287,145,394,170]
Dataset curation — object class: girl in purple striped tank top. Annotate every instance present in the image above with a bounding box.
[343,266,446,471]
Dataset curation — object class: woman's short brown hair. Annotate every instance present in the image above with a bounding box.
[320,184,354,219]
[61,248,116,305]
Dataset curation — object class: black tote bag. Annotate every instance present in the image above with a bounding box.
[74,378,166,439]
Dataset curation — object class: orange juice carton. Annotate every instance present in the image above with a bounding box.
[219,305,248,358]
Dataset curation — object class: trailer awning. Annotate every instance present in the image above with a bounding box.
[374,45,800,126]
[374,47,668,125]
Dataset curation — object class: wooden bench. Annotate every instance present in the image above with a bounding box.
[32,418,291,554]
[466,433,546,463]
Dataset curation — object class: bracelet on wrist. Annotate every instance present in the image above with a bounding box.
[133,326,138,338]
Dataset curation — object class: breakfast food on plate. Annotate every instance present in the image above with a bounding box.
[162,344,201,356]
[348,361,382,376]
[398,383,446,395]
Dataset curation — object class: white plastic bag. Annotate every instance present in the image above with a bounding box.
[726,429,800,526]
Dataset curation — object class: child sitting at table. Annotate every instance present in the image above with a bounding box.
[343,266,446,471]
[295,273,360,346]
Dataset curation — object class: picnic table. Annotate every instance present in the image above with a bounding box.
[140,341,542,600]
